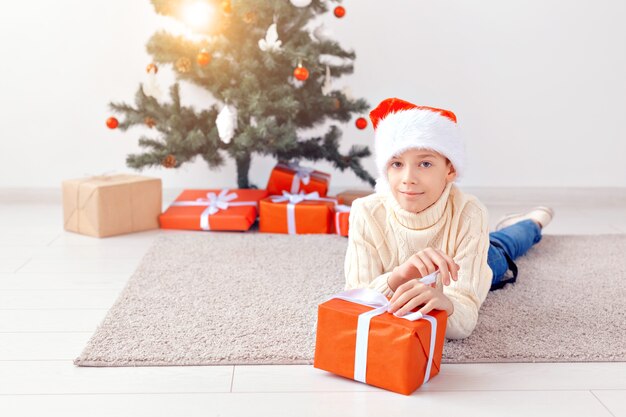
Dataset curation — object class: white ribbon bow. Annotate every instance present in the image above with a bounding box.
[324,272,439,385]
[270,191,337,234]
[198,189,238,215]
[286,161,315,192]
[171,189,258,230]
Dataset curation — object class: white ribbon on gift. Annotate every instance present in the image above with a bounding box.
[280,161,331,194]
[170,189,258,230]
[287,161,314,192]
[270,191,337,234]
[334,204,351,235]
[324,272,439,385]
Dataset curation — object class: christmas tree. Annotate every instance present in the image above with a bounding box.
[108,0,375,189]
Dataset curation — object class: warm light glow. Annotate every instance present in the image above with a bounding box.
[182,1,215,31]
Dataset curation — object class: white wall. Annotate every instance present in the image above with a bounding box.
[1,0,625,189]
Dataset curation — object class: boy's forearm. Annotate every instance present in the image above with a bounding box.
[390,267,455,317]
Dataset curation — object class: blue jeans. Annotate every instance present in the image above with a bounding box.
[488,219,542,291]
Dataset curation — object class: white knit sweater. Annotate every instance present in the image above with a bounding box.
[344,181,493,339]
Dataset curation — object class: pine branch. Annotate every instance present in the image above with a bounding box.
[112,0,375,187]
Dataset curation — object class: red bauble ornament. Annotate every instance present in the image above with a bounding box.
[197,50,211,66]
[355,117,368,130]
[334,6,346,18]
[162,154,177,168]
[294,65,309,81]
[106,117,119,129]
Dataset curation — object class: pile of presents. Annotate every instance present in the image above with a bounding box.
[63,163,448,396]
[62,161,372,238]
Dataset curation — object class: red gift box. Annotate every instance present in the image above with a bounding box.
[159,189,268,231]
[259,191,337,234]
[314,277,447,395]
[332,204,350,237]
[266,162,331,196]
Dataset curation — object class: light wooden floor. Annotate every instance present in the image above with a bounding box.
[1,188,625,417]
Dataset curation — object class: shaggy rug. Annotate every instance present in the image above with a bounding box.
[74,232,626,366]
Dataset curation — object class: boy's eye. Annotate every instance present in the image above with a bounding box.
[420,162,432,168]
[390,161,402,168]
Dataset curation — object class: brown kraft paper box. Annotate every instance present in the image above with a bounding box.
[336,189,374,206]
[63,174,162,238]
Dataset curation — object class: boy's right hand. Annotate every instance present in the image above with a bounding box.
[392,248,460,287]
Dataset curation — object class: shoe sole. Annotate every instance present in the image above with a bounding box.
[495,206,554,231]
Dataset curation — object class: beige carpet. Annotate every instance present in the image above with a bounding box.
[74,232,626,367]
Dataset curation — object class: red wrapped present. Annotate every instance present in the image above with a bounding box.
[314,273,447,395]
[266,161,331,196]
[332,204,351,237]
[159,189,268,231]
[259,191,337,234]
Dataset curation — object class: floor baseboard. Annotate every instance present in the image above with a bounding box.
[1,186,625,207]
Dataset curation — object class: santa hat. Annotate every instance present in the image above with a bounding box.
[369,97,466,194]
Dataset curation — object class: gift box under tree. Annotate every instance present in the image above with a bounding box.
[62,174,161,238]
[259,191,336,234]
[332,204,351,237]
[159,189,268,232]
[266,161,331,197]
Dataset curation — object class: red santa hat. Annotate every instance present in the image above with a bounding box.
[369,98,466,193]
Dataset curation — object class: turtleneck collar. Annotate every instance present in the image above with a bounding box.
[385,182,454,230]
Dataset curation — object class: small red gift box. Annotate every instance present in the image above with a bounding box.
[266,162,331,197]
[332,204,350,237]
[259,191,337,234]
[159,189,268,231]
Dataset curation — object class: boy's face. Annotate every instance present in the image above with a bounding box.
[386,148,457,213]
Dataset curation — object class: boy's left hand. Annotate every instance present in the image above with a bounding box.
[387,279,454,317]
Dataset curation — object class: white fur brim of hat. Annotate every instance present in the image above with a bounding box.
[374,108,466,194]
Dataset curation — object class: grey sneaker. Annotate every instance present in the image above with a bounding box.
[495,206,555,231]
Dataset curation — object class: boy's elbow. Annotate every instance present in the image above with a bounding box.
[445,324,475,340]
[444,305,479,340]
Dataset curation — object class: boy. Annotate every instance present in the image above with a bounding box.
[344,98,554,339]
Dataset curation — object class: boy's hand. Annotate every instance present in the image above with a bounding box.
[387,279,454,317]
[392,248,460,287]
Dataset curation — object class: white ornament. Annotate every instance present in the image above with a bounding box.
[341,86,354,101]
[288,77,305,89]
[312,24,332,42]
[259,23,282,52]
[216,104,238,144]
[142,72,162,100]
[250,116,258,127]
[290,0,312,7]
[321,65,332,96]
